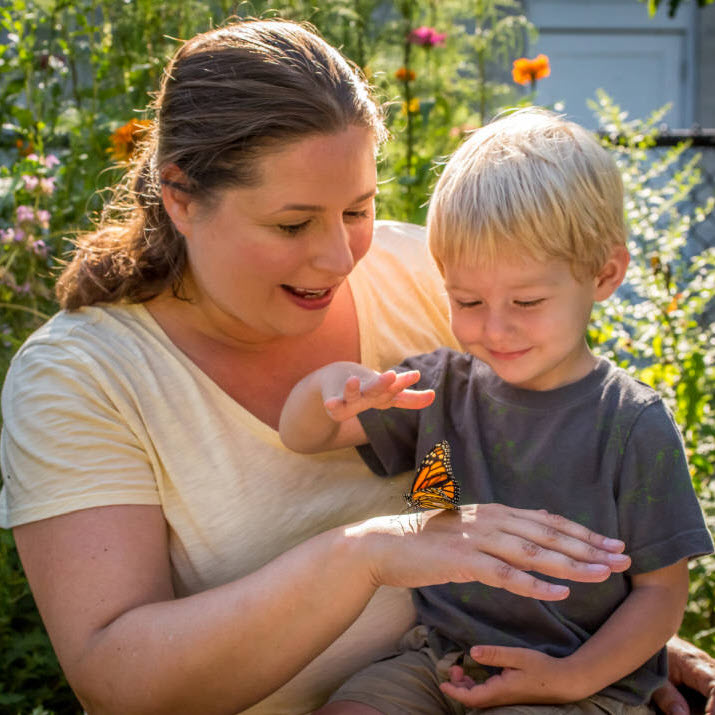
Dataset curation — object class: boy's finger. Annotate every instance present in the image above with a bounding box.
[343,375,364,401]
[360,371,397,398]
[469,645,530,669]
[388,370,422,392]
[393,389,435,409]
[440,673,507,707]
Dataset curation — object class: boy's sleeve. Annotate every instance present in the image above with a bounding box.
[616,400,714,574]
[356,349,451,476]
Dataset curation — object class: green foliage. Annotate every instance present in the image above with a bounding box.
[639,0,714,18]
[588,91,715,652]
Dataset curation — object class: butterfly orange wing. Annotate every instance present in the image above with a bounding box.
[405,440,460,511]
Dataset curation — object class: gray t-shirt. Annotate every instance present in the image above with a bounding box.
[357,349,713,704]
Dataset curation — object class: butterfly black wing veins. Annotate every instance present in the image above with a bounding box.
[404,440,461,511]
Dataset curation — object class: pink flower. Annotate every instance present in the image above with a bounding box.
[408,26,447,47]
[36,209,51,228]
[22,174,39,191]
[32,239,48,257]
[26,153,39,162]
[40,177,55,194]
[0,228,15,244]
[16,205,34,223]
[43,154,60,168]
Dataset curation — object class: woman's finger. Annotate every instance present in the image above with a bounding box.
[506,506,626,553]
[483,530,624,582]
[652,682,691,715]
[450,550,572,600]
[484,506,631,570]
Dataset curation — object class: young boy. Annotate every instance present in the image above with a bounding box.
[279,109,713,715]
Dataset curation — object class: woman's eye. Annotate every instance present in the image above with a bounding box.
[456,300,481,309]
[514,299,545,308]
[344,210,369,220]
[278,221,310,235]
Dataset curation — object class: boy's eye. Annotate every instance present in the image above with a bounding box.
[514,299,545,308]
[455,299,482,309]
[278,220,310,235]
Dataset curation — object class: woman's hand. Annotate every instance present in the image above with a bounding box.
[323,369,435,422]
[348,503,631,601]
[653,636,715,715]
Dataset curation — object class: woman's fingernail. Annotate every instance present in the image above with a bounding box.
[550,584,569,595]
[603,537,625,549]
[587,563,609,573]
[608,553,630,563]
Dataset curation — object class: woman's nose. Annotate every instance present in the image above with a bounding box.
[312,220,355,276]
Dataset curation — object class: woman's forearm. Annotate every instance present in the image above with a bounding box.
[16,508,378,715]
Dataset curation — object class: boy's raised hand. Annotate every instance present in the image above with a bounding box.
[323,369,435,422]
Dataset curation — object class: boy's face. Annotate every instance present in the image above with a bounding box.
[443,254,600,391]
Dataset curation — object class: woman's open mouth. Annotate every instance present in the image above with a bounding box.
[281,284,335,310]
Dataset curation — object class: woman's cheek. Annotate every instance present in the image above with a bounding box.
[349,222,374,265]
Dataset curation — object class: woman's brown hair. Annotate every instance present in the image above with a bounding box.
[56,19,385,310]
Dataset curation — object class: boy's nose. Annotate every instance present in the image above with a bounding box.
[484,310,513,341]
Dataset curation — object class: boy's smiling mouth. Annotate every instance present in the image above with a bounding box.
[487,347,532,360]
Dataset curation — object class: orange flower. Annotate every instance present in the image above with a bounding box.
[666,293,684,314]
[16,139,36,157]
[512,54,551,86]
[395,67,416,82]
[401,98,421,115]
[108,119,153,162]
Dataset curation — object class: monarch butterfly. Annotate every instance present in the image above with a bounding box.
[405,440,460,511]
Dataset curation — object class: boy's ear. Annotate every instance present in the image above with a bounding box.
[594,245,630,301]
[160,164,197,237]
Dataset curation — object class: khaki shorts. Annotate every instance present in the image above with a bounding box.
[328,626,656,715]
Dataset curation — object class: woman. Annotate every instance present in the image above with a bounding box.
[0,19,712,715]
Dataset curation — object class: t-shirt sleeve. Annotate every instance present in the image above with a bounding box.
[0,342,160,528]
[356,349,451,476]
[616,400,714,574]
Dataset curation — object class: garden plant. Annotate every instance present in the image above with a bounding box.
[1,1,713,711]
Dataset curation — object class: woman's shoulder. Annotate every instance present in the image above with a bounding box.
[351,221,458,369]
[371,219,428,258]
[9,303,158,370]
[2,303,169,416]
[359,220,441,286]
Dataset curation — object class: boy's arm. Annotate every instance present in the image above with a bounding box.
[279,362,434,453]
[440,558,690,707]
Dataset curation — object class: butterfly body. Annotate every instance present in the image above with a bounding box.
[405,440,460,511]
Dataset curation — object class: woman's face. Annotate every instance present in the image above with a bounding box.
[178,125,377,344]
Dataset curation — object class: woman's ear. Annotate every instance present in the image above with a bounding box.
[594,245,630,301]
[160,164,196,237]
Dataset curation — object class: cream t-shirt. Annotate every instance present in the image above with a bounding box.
[0,220,458,714]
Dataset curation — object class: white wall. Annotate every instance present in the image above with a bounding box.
[525,0,697,129]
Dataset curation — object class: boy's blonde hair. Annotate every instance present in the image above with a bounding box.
[427,108,627,279]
